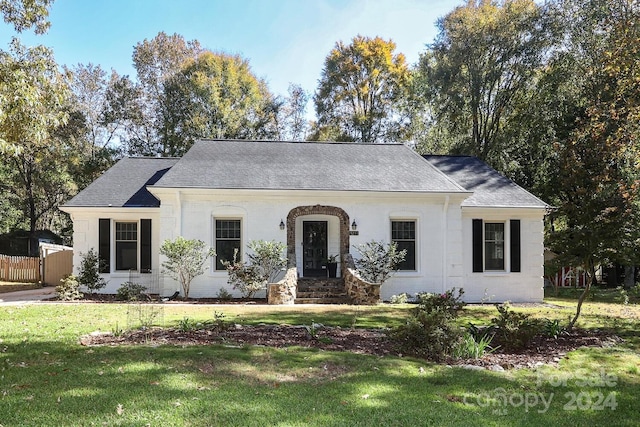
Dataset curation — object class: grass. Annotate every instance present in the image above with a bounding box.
[0,300,639,426]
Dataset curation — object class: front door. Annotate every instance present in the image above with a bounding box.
[302,221,327,277]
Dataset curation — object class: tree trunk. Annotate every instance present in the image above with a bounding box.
[568,260,594,330]
[624,265,635,289]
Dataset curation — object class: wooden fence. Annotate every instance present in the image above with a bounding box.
[0,254,41,283]
[42,249,73,286]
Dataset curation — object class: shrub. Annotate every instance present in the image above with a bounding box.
[246,240,287,283]
[451,331,497,359]
[353,240,406,284]
[389,293,410,304]
[223,240,287,298]
[116,281,148,301]
[177,316,198,332]
[490,303,542,350]
[389,288,465,361]
[543,318,565,339]
[56,274,83,301]
[414,288,466,315]
[216,287,233,300]
[223,249,265,298]
[160,237,215,299]
[77,249,107,294]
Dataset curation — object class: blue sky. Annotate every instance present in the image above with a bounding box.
[0,0,460,101]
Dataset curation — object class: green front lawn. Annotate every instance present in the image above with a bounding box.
[0,301,638,426]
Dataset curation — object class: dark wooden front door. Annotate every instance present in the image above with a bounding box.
[302,221,327,277]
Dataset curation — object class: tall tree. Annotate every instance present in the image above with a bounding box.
[419,0,553,163]
[0,0,53,34]
[63,63,125,187]
[545,0,640,326]
[313,35,410,143]
[166,51,278,148]
[131,32,202,156]
[277,83,309,141]
[0,39,71,253]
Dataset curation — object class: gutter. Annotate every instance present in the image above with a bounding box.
[442,195,450,293]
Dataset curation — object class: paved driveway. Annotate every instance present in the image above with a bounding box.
[0,287,57,305]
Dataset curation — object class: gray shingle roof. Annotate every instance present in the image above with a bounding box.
[423,155,548,208]
[153,140,466,193]
[63,157,179,207]
[62,142,547,209]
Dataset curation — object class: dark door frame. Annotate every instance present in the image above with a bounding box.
[302,221,328,277]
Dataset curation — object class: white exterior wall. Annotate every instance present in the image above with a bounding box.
[65,208,161,294]
[64,191,545,302]
[460,207,545,302]
[148,188,465,299]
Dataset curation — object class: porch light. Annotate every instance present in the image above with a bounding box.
[280,219,285,230]
[351,220,357,231]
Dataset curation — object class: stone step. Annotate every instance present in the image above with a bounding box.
[297,278,345,292]
[295,278,348,304]
[294,297,352,304]
[298,277,343,284]
[297,291,348,299]
[297,283,345,292]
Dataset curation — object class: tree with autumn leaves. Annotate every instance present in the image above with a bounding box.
[313,35,410,143]
[546,0,640,326]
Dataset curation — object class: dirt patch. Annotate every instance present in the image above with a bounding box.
[0,283,42,293]
[62,293,265,304]
[80,324,620,369]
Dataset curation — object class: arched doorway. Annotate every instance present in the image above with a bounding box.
[286,205,350,274]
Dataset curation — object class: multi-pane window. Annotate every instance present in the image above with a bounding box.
[115,222,137,271]
[215,219,241,271]
[391,220,416,271]
[484,222,505,270]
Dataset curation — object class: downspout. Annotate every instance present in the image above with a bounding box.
[442,195,450,293]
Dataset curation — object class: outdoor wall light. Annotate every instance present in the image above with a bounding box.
[280,219,285,230]
[351,220,357,231]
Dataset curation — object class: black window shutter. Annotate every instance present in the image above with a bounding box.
[98,219,110,273]
[140,219,152,273]
[510,219,521,273]
[472,219,483,273]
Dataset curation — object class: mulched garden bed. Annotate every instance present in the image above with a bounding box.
[80,324,622,370]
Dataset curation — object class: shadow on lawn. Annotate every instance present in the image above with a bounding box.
[1,339,638,426]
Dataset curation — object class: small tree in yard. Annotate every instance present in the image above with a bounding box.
[223,240,287,298]
[247,240,287,284]
[160,237,215,299]
[77,248,107,294]
[223,249,264,298]
[353,240,406,284]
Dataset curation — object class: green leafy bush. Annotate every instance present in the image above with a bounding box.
[77,249,107,294]
[353,240,406,284]
[177,316,198,332]
[389,293,410,304]
[543,318,565,339]
[451,331,497,359]
[223,240,287,298]
[389,288,465,361]
[160,236,215,299]
[490,303,541,350]
[116,281,148,301]
[216,287,233,300]
[415,288,466,315]
[56,274,83,301]
[223,249,265,298]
